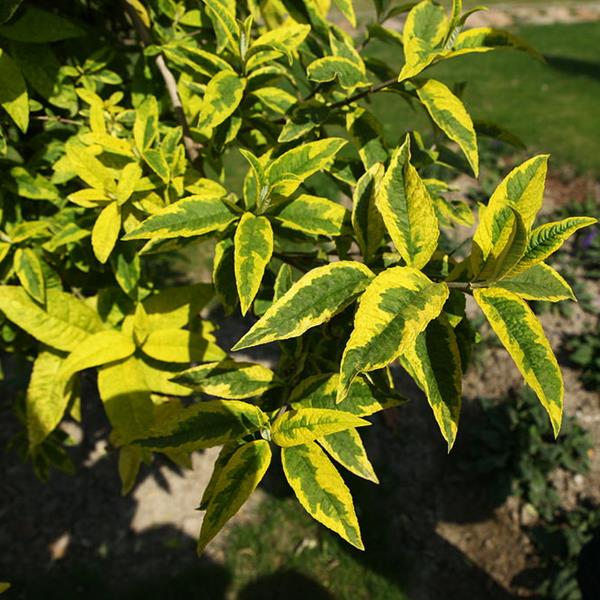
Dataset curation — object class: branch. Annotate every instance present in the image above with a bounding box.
[121,0,202,169]
[32,115,83,126]
[327,77,399,110]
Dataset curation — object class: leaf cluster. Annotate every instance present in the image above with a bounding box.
[0,0,596,552]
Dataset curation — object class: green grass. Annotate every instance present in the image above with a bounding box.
[366,21,600,174]
[221,490,411,600]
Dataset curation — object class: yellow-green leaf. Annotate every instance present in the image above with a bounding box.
[474,287,563,436]
[496,263,575,302]
[338,267,449,402]
[92,201,121,264]
[142,329,226,363]
[272,408,369,447]
[0,286,104,352]
[319,428,378,482]
[267,138,347,196]
[234,213,273,315]
[375,134,439,269]
[0,48,28,132]
[65,139,114,192]
[97,356,155,443]
[197,70,245,132]
[282,441,364,549]
[416,78,478,177]
[142,284,214,330]
[26,349,70,447]
[352,163,385,263]
[59,330,136,396]
[232,261,374,350]
[398,0,448,81]
[290,373,403,416]
[198,440,271,553]
[509,216,597,276]
[133,399,268,452]
[173,360,279,399]
[400,315,461,449]
[270,194,349,237]
[116,162,142,204]
[123,196,237,241]
[118,445,146,495]
[14,247,45,303]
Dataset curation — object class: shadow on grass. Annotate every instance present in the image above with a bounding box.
[544,54,600,82]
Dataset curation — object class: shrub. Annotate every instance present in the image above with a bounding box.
[0,0,596,552]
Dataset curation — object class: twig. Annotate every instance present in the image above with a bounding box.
[445,281,473,290]
[32,115,82,126]
[327,77,399,110]
[121,0,202,170]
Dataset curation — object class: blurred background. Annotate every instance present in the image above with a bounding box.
[1,1,600,599]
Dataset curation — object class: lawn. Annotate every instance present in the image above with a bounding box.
[365,20,600,174]
[221,486,411,600]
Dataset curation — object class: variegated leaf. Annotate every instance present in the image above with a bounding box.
[173,360,279,399]
[290,373,402,416]
[232,261,374,350]
[333,0,357,27]
[198,440,271,552]
[197,70,246,132]
[398,0,448,81]
[213,237,238,314]
[267,138,347,196]
[375,134,439,269]
[473,206,527,282]
[509,216,597,276]
[338,267,449,402]
[352,163,385,263]
[14,247,45,303]
[416,78,479,177]
[282,441,364,549]
[133,399,268,452]
[307,56,367,89]
[270,194,349,237]
[123,196,237,241]
[319,428,378,482]
[234,213,273,315]
[272,408,369,447]
[496,263,575,302]
[448,27,542,60]
[474,287,563,436]
[201,0,239,52]
[400,315,461,449]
